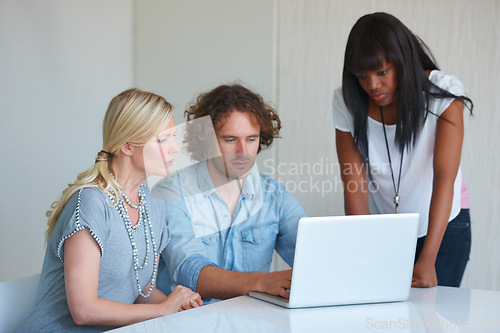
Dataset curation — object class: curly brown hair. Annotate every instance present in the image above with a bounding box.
[184,84,281,161]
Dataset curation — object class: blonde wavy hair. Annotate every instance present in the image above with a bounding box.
[45,88,173,241]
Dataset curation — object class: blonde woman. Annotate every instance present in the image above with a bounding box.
[18,89,202,332]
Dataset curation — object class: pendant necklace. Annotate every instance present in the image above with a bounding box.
[380,106,404,213]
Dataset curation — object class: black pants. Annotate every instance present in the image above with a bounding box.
[414,209,471,287]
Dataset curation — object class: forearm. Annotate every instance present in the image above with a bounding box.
[196,265,264,299]
[71,285,199,327]
[134,286,168,305]
[135,257,169,305]
[69,296,168,327]
[340,163,369,215]
[343,187,370,215]
[418,180,455,264]
[336,130,370,215]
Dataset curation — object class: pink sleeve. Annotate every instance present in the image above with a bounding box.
[461,175,470,209]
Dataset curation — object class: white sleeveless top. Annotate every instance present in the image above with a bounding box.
[332,70,466,237]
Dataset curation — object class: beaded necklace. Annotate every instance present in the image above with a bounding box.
[113,185,158,298]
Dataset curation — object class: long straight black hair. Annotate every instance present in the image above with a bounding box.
[342,12,473,163]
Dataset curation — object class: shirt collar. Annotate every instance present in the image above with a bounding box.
[195,160,218,197]
[196,160,260,200]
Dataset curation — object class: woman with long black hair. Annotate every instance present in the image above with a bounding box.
[333,12,473,288]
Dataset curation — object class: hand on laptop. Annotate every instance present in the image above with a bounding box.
[255,269,293,299]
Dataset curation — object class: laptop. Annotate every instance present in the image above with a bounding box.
[249,213,419,308]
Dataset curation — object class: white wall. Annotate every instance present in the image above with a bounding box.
[134,0,275,127]
[0,0,134,281]
[276,0,500,290]
[133,0,276,173]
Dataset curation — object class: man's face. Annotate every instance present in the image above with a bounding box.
[210,110,260,180]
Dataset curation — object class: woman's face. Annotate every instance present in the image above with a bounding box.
[355,61,398,108]
[139,117,180,177]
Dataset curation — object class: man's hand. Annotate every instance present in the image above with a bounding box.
[197,266,293,300]
[254,269,293,299]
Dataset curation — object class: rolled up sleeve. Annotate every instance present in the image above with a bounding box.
[176,254,218,291]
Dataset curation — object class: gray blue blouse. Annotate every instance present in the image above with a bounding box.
[18,186,169,332]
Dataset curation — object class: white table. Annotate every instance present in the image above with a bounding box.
[111,287,500,332]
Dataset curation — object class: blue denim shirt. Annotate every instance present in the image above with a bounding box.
[153,161,307,303]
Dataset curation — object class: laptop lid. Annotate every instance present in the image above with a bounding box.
[288,213,419,308]
[250,213,419,308]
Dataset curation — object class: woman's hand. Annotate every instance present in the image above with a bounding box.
[411,258,437,288]
[162,285,202,313]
